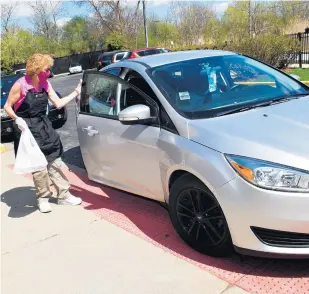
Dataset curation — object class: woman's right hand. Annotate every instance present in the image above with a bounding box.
[15,117,28,132]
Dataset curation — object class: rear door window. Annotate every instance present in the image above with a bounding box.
[144,49,161,56]
[136,51,146,57]
[115,53,125,61]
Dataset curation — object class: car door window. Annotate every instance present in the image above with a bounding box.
[119,82,152,112]
[122,70,178,133]
[104,68,121,77]
[136,51,145,57]
[81,73,118,117]
[145,49,161,56]
[118,81,159,121]
[115,53,125,61]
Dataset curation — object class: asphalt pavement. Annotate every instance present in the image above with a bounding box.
[49,73,85,169]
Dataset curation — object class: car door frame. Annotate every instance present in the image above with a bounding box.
[78,69,165,196]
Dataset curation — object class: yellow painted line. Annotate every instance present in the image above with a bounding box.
[0,144,7,154]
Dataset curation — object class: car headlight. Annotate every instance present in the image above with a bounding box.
[226,154,309,192]
[0,109,9,118]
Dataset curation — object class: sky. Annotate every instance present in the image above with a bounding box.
[8,0,231,31]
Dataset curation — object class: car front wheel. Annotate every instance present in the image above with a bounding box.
[169,174,233,257]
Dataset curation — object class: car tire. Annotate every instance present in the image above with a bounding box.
[169,173,233,257]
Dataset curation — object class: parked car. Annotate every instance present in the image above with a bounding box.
[14,68,54,78]
[97,50,130,70]
[97,48,172,70]
[76,50,309,258]
[1,74,67,139]
[14,69,26,75]
[127,47,172,59]
[69,62,83,74]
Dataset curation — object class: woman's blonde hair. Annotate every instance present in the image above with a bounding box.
[26,53,54,76]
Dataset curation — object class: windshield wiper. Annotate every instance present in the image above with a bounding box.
[216,92,309,117]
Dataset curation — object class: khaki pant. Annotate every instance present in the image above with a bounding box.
[32,158,70,199]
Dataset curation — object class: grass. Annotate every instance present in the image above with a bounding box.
[285,69,309,81]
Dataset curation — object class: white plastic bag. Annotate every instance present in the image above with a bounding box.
[13,125,48,174]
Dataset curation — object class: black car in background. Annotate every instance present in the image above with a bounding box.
[97,50,130,70]
[1,74,67,139]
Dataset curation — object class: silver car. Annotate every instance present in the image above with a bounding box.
[76,50,309,258]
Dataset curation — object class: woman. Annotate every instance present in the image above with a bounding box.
[4,53,82,213]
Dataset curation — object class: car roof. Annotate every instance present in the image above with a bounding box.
[127,50,237,68]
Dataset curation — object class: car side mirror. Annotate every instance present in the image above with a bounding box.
[119,104,153,125]
[289,74,300,81]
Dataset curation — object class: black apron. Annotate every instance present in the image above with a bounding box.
[13,89,63,163]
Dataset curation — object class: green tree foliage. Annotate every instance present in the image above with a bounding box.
[62,17,90,54]
[105,31,127,50]
[2,29,36,72]
[147,22,178,47]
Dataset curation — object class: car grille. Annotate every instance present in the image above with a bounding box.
[251,226,309,248]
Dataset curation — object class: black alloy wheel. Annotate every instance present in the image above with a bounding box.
[169,174,233,257]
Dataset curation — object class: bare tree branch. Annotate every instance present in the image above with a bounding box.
[1,2,19,33]
[27,0,64,43]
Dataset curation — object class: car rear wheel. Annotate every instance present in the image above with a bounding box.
[169,174,233,257]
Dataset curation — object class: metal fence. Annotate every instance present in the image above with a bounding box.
[13,50,106,75]
[288,32,309,67]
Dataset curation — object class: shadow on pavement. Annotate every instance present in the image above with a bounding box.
[67,169,309,281]
[1,186,37,218]
[62,146,85,169]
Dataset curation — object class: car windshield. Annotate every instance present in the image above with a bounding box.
[148,54,308,119]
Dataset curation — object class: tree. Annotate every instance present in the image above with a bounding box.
[1,2,19,33]
[27,0,64,44]
[62,17,89,54]
[148,21,178,47]
[76,0,143,49]
[168,1,216,46]
[1,29,36,72]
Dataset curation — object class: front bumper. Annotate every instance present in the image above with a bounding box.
[217,176,309,257]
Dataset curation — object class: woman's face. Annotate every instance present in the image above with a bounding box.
[42,65,51,73]
[37,65,51,81]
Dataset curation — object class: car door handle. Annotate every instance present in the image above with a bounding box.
[83,126,99,136]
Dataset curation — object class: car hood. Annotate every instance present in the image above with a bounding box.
[188,96,309,171]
